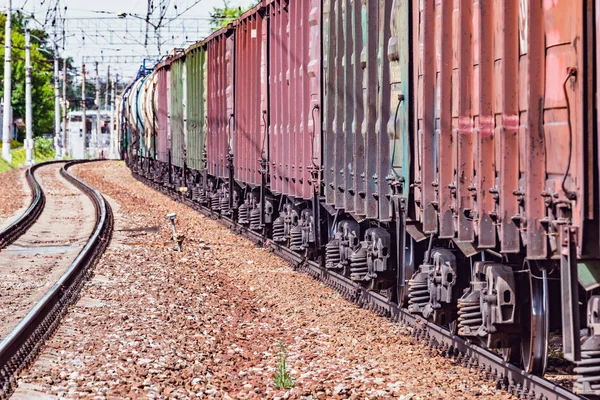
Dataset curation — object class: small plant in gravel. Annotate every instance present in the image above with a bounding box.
[273,341,294,389]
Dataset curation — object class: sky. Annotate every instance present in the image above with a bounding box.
[10,0,255,81]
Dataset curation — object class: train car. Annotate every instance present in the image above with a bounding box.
[204,27,235,212]
[321,0,407,295]
[409,0,598,382]
[140,74,155,160]
[232,4,268,227]
[185,42,207,185]
[267,0,322,251]
[154,59,170,166]
[169,51,186,175]
[122,70,152,166]
[122,0,600,394]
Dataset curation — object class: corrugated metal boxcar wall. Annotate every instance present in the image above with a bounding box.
[414,0,591,258]
[268,0,321,201]
[206,30,235,179]
[170,56,186,168]
[166,66,173,163]
[155,65,169,163]
[234,6,267,188]
[185,44,207,172]
[323,0,408,221]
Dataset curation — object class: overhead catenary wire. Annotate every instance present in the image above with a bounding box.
[15,0,216,74]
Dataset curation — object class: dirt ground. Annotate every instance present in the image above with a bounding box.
[15,161,511,399]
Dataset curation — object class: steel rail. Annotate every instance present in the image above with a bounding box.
[0,160,68,250]
[134,171,584,400]
[0,160,114,399]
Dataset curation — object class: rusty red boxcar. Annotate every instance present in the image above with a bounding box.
[206,28,235,181]
[233,5,268,189]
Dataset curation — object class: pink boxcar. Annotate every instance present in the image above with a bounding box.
[267,0,321,201]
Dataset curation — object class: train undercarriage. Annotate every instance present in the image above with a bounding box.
[131,154,600,395]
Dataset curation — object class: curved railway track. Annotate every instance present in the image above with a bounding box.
[133,172,583,400]
[0,162,53,250]
[0,161,113,399]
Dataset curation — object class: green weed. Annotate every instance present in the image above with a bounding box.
[273,341,294,390]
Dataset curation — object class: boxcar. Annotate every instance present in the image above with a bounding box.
[206,28,235,182]
[185,42,207,173]
[170,52,186,170]
[154,61,170,164]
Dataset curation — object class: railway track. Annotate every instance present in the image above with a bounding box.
[0,162,52,250]
[0,161,113,399]
[134,172,583,400]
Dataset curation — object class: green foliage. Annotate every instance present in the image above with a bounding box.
[10,139,20,149]
[34,137,54,157]
[12,140,55,168]
[0,157,10,173]
[209,1,253,31]
[0,137,56,172]
[273,341,294,389]
[0,13,55,137]
[9,146,26,167]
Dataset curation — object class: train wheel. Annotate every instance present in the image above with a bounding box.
[520,260,549,375]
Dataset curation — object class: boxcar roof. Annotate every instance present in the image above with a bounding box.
[235,0,266,24]
[185,39,206,55]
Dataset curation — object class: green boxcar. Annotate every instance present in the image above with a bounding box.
[170,56,186,168]
[185,43,207,172]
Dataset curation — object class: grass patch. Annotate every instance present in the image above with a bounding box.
[0,138,57,173]
[0,157,11,173]
[273,341,294,389]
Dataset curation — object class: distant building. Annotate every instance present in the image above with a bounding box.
[66,111,111,159]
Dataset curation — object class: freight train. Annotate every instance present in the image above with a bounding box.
[120,0,600,394]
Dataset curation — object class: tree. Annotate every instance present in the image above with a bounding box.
[209,1,253,32]
[0,13,55,138]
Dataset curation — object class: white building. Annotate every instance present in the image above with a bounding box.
[66,111,112,159]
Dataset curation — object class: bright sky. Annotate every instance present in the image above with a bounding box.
[11,0,255,81]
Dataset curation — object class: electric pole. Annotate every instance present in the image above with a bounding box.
[2,0,13,163]
[115,74,120,159]
[106,66,110,158]
[94,61,100,159]
[25,26,33,166]
[109,75,116,159]
[81,63,86,159]
[53,28,61,158]
[105,65,110,110]
[62,59,67,158]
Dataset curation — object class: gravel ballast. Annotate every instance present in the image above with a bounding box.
[15,161,510,399]
[0,168,29,229]
[0,163,95,341]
